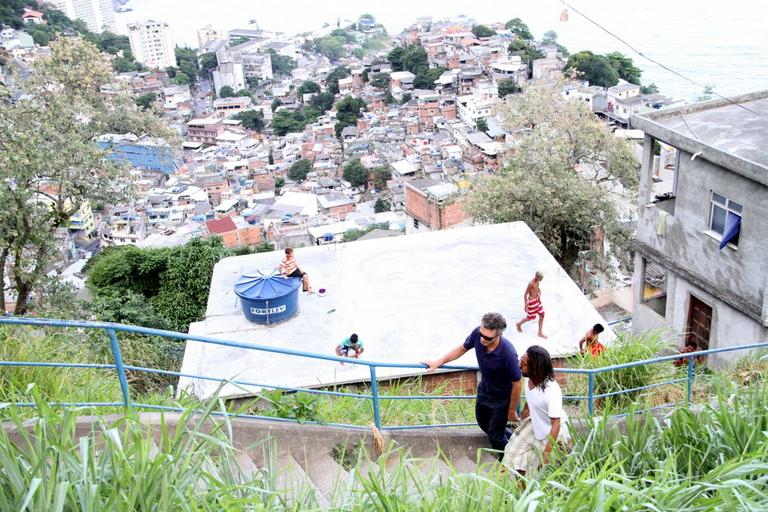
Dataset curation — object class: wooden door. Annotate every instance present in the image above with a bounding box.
[686,295,712,350]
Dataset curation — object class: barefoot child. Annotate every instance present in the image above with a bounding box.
[516,272,547,338]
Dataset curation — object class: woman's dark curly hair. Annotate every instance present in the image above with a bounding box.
[526,345,555,391]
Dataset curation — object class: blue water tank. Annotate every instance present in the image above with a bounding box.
[234,273,301,325]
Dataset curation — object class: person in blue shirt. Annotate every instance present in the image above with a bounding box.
[335,333,364,364]
[423,312,523,454]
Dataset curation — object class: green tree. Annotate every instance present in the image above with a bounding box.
[309,91,336,112]
[566,51,619,88]
[413,67,446,89]
[314,36,345,61]
[476,118,488,132]
[343,159,369,189]
[605,51,642,85]
[272,110,308,136]
[400,93,412,104]
[271,97,283,111]
[268,49,297,75]
[373,166,392,189]
[199,52,218,78]
[468,84,638,274]
[388,44,428,75]
[369,72,390,89]
[218,85,234,98]
[0,37,176,314]
[542,30,558,44]
[471,25,496,38]
[297,80,321,96]
[508,39,545,67]
[274,176,285,194]
[232,110,264,131]
[165,66,178,78]
[173,71,191,85]
[498,78,521,97]
[505,18,534,40]
[288,158,312,181]
[326,66,350,95]
[374,197,391,213]
[640,83,659,94]
[334,95,366,137]
[135,92,157,111]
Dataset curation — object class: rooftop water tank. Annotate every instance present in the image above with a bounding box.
[234,272,301,325]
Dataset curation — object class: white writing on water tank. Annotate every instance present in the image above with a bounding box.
[250,305,287,316]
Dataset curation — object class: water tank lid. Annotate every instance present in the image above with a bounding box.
[234,273,300,300]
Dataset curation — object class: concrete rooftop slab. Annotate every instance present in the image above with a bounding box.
[179,222,615,398]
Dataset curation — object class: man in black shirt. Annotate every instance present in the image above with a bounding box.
[423,312,523,453]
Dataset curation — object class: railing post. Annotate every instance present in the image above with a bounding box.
[107,328,132,410]
[686,356,695,405]
[587,372,595,416]
[369,366,382,430]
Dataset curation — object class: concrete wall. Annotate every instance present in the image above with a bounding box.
[633,135,768,361]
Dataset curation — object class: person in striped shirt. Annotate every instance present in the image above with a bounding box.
[279,248,312,293]
[515,271,547,339]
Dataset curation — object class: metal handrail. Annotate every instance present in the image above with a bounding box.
[1,316,767,431]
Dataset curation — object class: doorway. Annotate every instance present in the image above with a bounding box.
[686,295,712,350]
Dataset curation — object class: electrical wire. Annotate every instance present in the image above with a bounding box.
[559,0,767,118]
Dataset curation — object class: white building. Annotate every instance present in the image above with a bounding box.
[457,81,497,126]
[127,20,176,70]
[52,0,116,33]
[197,24,222,49]
[212,61,246,96]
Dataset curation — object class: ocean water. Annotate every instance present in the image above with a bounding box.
[116,0,768,101]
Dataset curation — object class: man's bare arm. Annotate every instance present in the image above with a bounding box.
[508,380,522,421]
[422,344,468,372]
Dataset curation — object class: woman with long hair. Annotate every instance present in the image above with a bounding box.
[502,345,570,475]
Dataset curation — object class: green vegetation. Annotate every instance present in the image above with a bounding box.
[476,117,488,132]
[267,48,296,76]
[231,110,265,131]
[497,78,521,97]
[471,25,497,38]
[0,37,176,315]
[310,29,354,61]
[373,166,392,190]
[387,44,444,89]
[343,159,369,189]
[369,72,390,89]
[134,92,157,111]
[287,158,312,182]
[467,83,638,275]
[334,95,366,137]
[218,85,235,98]
[508,39,545,68]
[199,51,218,78]
[566,50,642,87]
[1,375,766,510]
[326,65,351,95]
[505,17,534,40]
[296,80,321,96]
[173,46,200,86]
[374,198,391,213]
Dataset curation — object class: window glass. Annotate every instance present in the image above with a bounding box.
[712,192,726,205]
[711,205,726,234]
[729,201,743,213]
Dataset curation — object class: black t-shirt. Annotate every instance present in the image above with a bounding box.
[463,326,522,400]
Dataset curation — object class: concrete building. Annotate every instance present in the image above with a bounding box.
[212,61,246,96]
[178,222,616,398]
[197,24,221,48]
[213,96,253,116]
[631,91,768,366]
[52,0,116,32]
[127,20,176,70]
[404,178,466,234]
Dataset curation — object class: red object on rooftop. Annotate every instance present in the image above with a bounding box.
[205,216,237,234]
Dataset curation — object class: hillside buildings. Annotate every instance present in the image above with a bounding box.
[127,20,176,70]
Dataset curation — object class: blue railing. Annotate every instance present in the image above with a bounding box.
[0,316,766,431]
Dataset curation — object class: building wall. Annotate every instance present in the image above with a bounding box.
[633,135,768,361]
[404,187,465,233]
[54,0,116,32]
[128,20,176,69]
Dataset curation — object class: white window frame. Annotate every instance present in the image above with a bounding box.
[708,191,742,247]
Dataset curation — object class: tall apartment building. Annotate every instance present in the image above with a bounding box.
[52,0,116,33]
[127,20,176,70]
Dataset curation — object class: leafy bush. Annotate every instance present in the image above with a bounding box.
[566,331,674,410]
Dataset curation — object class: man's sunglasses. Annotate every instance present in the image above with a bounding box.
[479,332,497,341]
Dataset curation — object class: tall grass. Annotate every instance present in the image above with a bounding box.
[2,380,766,510]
